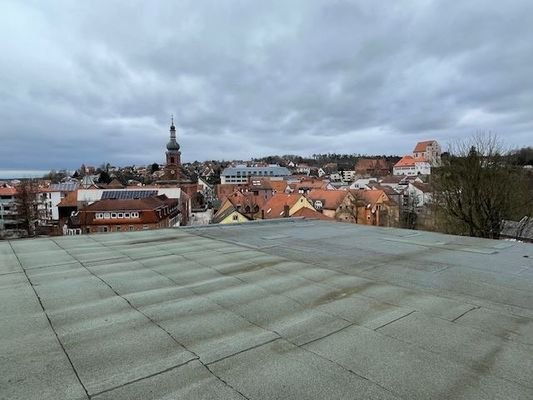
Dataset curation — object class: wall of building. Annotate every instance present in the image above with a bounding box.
[289,197,315,216]
[219,211,249,224]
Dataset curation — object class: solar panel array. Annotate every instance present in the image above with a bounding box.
[50,183,79,192]
[101,190,158,200]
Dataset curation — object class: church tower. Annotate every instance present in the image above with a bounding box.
[163,116,181,180]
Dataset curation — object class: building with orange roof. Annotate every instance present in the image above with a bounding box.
[259,193,315,219]
[291,207,335,221]
[347,189,399,226]
[57,191,79,234]
[288,179,329,195]
[355,159,391,177]
[306,189,355,220]
[216,184,240,203]
[393,155,431,176]
[394,140,441,176]
[267,180,289,193]
[78,195,179,234]
[413,140,441,165]
[213,190,268,223]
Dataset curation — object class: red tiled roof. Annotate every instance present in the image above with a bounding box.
[349,189,388,208]
[216,184,240,200]
[0,187,17,196]
[291,207,334,220]
[413,140,437,153]
[355,159,390,172]
[306,189,350,210]
[289,180,328,191]
[260,193,306,219]
[227,191,268,209]
[394,155,416,167]
[362,190,386,207]
[269,180,288,192]
[394,155,428,168]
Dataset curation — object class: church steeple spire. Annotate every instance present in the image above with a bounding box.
[166,115,180,151]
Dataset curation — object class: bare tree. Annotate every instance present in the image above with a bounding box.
[400,191,420,230]
[15,179,38,237]
[433,134,533,239]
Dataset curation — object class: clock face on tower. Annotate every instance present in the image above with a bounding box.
[171,170,175,174]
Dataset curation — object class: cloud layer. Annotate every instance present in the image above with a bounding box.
[1,0,532,168]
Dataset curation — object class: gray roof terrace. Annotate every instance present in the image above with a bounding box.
[1,219,532,399]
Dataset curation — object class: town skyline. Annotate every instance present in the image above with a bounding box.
[2,1,533,169]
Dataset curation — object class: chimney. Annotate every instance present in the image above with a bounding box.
[283,205,290,218]
[261,209,265,219]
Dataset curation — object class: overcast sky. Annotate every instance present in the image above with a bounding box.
[1,0,532,169]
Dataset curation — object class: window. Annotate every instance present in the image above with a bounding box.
[111,213,117,218]
[116,226,121,231]
[142,225,149,230]
[129,225,135,231]
[232,215,239,221]
[118,213,123,218]
[104,212,110,219]
[124,213,130,218]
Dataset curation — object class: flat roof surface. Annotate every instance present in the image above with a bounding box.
[1,220,533,399]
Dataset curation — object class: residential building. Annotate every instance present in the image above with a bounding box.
[413,140,441,166]
[350,189,399,227]
[220,165,290,184]
[79,195,179,234]
[291,207,334,220]
[404,182,433,207]
[393,155,431,176]
[368,183,402,207]
[306,190,355,221]
[329,172,342,182]
[349,178,378,190]
[57,191,80,235]
[394,140,441,176]
[340,170,357,182]
[60,187,190,233]
[259,193,315,219]
[288,179,328,195]
[37,182,79,227]
[213,191,266,223]
[0,186,21,238]
[295,164,312,175]
[212,206,250,224]
[355,159,391,176]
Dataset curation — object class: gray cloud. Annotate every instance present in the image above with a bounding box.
[1,0,532,169]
